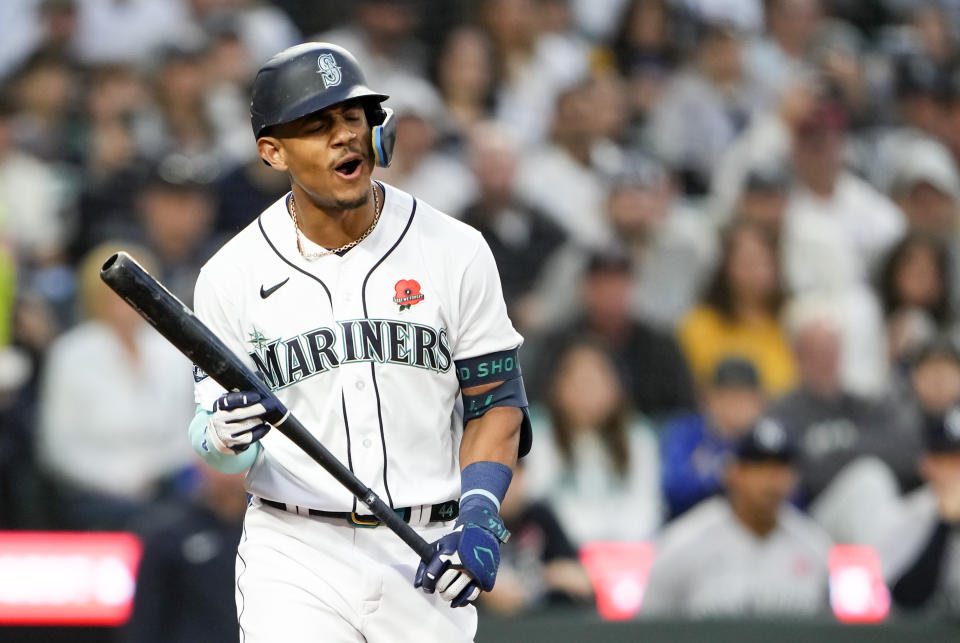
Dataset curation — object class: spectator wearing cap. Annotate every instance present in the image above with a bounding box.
[660,356,767,518]
[610,153,718,329]
[525,247,696,422]
[732,162,792,240]
[524,338,664,545]
[770,297,923,507]
[878,405,960,615]
[865,55,952,194]
[131,154,223,306]
[678,219,797,396]
[887,137,960,314]
[889,137,960,239]
[460,121,568,332]
[644,416,831,617]
[771,96,901,397]
[782,97,905,295]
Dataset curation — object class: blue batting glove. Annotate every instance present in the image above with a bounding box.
[414,500,510,607]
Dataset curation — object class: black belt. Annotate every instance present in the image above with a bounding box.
[259,497,459,527]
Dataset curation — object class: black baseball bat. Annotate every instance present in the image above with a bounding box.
[100,251,435,563]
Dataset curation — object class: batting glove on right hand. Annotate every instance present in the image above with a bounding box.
[414,504,510,607]
[206,391,280,455]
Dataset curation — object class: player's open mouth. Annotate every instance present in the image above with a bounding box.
[334,158,362,179]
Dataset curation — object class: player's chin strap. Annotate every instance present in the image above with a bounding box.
[371,107,396,168]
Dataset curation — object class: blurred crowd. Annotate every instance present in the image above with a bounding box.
[3,0,960,637]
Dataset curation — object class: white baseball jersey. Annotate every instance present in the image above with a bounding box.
[193,182,522,512]
[642,496,831,617]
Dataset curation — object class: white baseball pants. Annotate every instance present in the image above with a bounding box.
[235,498,476,642]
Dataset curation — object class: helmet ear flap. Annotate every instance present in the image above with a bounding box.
[372,107,396,168]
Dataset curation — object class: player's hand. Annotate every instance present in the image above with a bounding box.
[206,391,280,455]
[414,505,510,607]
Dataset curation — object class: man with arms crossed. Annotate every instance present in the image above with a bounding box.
[188,43,531,642]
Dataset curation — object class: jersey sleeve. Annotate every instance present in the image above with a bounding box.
[192,266,253,410]
[452,235,523,360]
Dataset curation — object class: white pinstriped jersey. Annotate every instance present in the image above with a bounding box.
[193,182,522,511]
[642,497,831,617]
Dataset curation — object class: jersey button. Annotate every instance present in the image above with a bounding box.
[362,438,372,448]
[355,380,365,390]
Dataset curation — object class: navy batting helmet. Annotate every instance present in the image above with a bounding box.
[250,42,396,167]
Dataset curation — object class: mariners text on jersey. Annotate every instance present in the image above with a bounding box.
[249,318,453,390]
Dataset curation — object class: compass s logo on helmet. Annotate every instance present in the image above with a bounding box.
[317,53,342,89]
[251,42,397,167]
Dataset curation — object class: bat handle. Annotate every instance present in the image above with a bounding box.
[361,492,436,563]
[272,413,436,563]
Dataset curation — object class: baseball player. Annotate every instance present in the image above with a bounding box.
[186,43,532,642]
[642,417,831,618]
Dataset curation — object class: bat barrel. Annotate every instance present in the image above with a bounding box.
[100,251,273,398]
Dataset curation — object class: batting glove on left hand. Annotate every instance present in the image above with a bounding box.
[206,391,280,455]
[414,504,510,607]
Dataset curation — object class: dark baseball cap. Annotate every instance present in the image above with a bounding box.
[923,406,960,453]
[711,356,761,390]
[895,54,950,99]
[910,334,960,370]
[735,417,796,463]
[586,248,632,275]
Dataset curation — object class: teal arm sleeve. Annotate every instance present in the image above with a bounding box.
[189,404,260,474]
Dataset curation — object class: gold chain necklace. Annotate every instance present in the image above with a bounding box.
[289,183,381,259]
